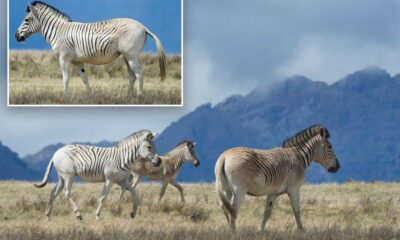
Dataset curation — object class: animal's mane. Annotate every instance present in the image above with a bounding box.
[175,140,194,148]
[282,125,330,148]
[116,129,152,147]
[28,1,72,22]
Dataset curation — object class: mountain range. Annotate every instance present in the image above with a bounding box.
[2,67,400,183]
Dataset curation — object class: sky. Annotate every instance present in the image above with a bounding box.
[1,0,400,156]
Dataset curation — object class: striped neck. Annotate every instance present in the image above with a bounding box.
[164,148,186,171]
[292,136,321,169]
[114,138,140,171]
[35,6,70,46]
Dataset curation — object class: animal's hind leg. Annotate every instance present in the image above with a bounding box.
[118,179,139,220]
[74,63,92,94]
[124,56,144,97]
[230,187,245,231]
[45,177,64,221]
[124,58,137,97]
[63,175,82,220]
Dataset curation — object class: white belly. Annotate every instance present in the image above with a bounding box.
[247,173,286,196]
[73,52,121,65]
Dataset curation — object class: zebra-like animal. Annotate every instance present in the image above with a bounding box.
[215,125,340,231]
[121,140,200,203]
[15,1,166,97]
[34,129,161,221]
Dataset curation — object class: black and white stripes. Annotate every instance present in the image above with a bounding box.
[15,1,167,97]
[34,129,160,221]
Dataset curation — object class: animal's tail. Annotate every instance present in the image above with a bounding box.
[215,154,236,219]
[34,159,53,188]
[145,28,166,81]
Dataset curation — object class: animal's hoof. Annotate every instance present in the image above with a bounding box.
[130,212,136,219]
[77,215,83,220]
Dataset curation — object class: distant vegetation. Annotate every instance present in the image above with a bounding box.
[9,51,182,105]
[0,181,399,240]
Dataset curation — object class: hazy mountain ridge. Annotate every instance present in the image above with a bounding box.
[2,67,400,183]
[156,67,400,183]
[0,141,37,180]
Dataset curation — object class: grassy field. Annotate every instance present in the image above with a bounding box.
[9,51,182,105]
[0,181,399,240]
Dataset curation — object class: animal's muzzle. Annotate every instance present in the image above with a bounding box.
[15,32,26,42]
[193,161,200,167]
[328,160,340,173]
[152,157,161,167]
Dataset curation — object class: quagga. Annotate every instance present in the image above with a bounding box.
[15,1,166,97]
[34,129,161,221]
[120,140,200,203]
[214,125,340,231]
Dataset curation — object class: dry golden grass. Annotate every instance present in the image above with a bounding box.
[9,51,182,105]
[0,181,399,239]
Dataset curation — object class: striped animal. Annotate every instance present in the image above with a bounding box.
[215,125,340,231]
[34,130,161,221]
[15,1,166,97]
[121,141,200,203]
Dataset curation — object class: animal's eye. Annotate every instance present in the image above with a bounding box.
[25,18,29,22]
[147,146,151,150]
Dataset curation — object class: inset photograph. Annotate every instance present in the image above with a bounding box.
[8,0,182,106]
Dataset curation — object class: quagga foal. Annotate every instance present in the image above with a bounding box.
[121,141,200,203]
[215,125,340,231]
[15,1,166,97]
[34,130,161,221]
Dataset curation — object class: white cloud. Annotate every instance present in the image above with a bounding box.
[184,41,257,107]
[278,34,400,83]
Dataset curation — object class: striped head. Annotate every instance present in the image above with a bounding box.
[179,141,200,167]
[15,4,41,42]
[138,132,161,167]
[313,128,340,173]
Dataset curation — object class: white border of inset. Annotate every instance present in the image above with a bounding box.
[7,0,184,107]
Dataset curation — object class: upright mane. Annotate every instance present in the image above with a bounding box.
[28,1,72,22]
[175,140,194,148]
[282,125,330,148]
[116,129,151,148]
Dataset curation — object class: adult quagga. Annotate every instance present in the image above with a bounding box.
[214,125,340,231]
[15,1,166,97]
[34,129,161,221]
[120,140,200,203]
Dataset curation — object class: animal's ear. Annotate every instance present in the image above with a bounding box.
[320,128,327,138]
[147,132,158,140]
[29,5,39,19]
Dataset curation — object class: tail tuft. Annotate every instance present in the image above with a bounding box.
[145,28,166,81]
[215,155,237,219]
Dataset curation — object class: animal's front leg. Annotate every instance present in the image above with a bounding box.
[96,180,113,220]
[59,57,71,95]
[288,189,304,230]
[170,180,185,203]
[260,194,277,231]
